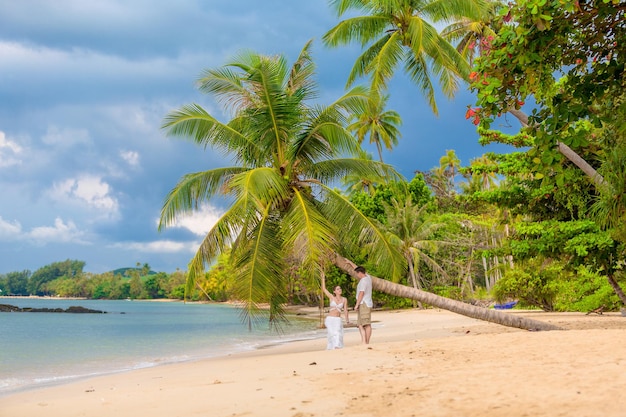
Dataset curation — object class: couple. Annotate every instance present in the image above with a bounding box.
[322,266,373,349]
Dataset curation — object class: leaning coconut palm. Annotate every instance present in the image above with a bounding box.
[323,0,488,115]
[159,41,404,329]
[160,42,562,332]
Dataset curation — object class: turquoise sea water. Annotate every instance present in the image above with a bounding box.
[0,298,322,396]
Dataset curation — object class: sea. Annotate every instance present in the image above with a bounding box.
[0,297,324,397]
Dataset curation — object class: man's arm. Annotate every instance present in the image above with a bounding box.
[355,290,364,310]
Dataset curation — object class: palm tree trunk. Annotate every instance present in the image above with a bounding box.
[482,256,490,290]
[332,254,563,331]
[508,108,604,187]
[406,253,423,309]
[607,274,626,306]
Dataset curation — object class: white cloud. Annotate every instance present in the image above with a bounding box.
[28,217,88,245]
[0,216,22,238]
[50,174,119,212]
[110,239,197,254]
[0,131,23,168]
[120,150,140,167]
[163,204,223,236]
[41,125,91,147]
[0,216,88,245]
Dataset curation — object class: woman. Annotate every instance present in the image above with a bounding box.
[321,274,349,349]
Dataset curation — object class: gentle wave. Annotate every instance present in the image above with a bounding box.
[0,299,323,397]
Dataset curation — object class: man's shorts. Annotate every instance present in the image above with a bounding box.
[357,304,371,326]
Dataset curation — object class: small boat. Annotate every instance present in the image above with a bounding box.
[494,301,518,310]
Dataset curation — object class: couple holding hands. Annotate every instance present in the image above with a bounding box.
[321,265,373,349]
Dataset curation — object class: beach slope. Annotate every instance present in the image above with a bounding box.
[2,309,625,417]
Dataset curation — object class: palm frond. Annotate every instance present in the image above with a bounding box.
[322,15,390,48]
[423,0,488,22]
[345,33,393,88]
[230,209,287,330]
[305,157,403,185]
[158,167,248,230]
[287,39,318,98]
[318,184,407,282]
[227,167,290,212]
[328,0,370,16]
[403,52,438,114]
[197,66,255,112]
[368,31,405,93]
[185,193,255,294]
[162,104,261,161]
[281,188,337,269]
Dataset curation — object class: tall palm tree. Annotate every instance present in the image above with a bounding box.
[160,42,563,333]
[323,0,488,115]
[348,93,402,162]
[383,195,450,306]
[159,42,404,328]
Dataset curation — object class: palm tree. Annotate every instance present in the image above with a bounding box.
[440,0,500,65]
[332,254,562,331]
[348,93,402,162]
[341,149,378,195]
[383,195,450,307]
[322,0,488,115]
[159,42,404,328]
[460,154,498,193]
[160,42,562,332]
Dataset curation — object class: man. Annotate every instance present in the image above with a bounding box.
[354,266,373,344]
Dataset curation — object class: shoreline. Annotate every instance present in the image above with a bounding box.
[2,309,625,417]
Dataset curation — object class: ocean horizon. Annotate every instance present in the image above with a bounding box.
[0,297,323,397]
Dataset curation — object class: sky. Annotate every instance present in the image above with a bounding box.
[0,0,514,275]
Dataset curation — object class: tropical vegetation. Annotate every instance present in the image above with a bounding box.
[3,0,624,332]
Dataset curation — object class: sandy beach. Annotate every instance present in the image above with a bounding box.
[2,308,625,417]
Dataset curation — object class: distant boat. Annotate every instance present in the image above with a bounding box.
[494,301,518,310]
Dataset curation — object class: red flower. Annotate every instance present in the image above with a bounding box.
[469,71,478,81]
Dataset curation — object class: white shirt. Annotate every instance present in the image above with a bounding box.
[356,274,373,308]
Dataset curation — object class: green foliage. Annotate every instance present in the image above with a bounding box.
[509,220,619,274]
[323,0,486,114]
[1,270,30,296]
[350,174,432,223]
[431,285,463,301]
[28,259,85,296]
[555,266,622,312]
[494,260,622,312]
[469,0,625,232]
[493,258,564,311]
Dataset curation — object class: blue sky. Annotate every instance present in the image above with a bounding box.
[0,0,513,274]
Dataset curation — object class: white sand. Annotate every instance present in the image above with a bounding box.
[2,308,625,417]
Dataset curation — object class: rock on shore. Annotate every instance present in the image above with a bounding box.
[0,304,106,313]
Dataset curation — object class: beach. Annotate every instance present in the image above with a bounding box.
[2,308,625,417]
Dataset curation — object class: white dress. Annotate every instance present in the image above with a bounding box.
[325,300,344,350]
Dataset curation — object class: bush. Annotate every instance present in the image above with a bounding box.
[493,258,564,311]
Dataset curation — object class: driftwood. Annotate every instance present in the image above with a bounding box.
[585,305,605,316]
